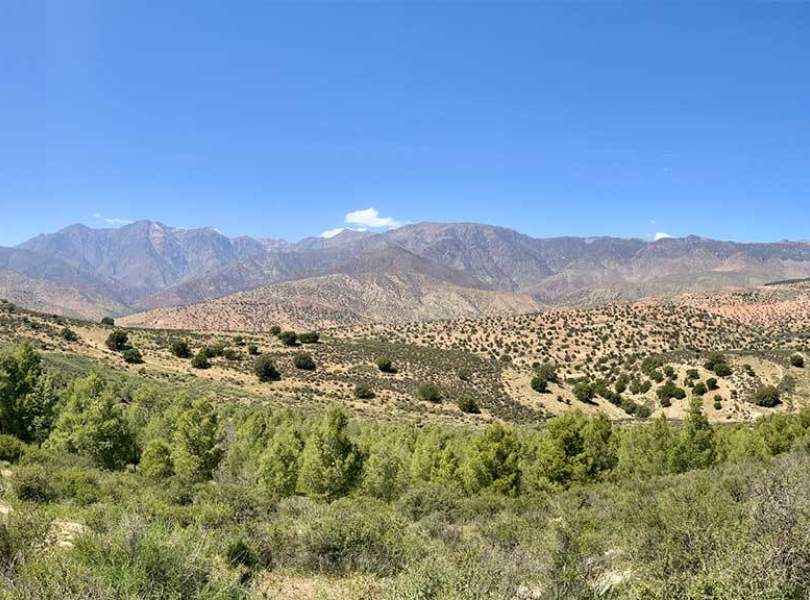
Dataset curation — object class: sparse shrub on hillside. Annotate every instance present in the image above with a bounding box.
[122,347,143,364]
[530,374,548,393]
[278,331,298,347]
[376,357,396,373]
[706,377,719,391]
[247,344,259,355]
[657,381,687,404]
[790,354,805,368]
[299,332,319,344]
[12,464,55,503]
[191,350,210,369]
[416,383,442,403]
[456,396,480,414]
[269,325,281,336]
[753,385,780,407]
[223,348,241,361]
[170,339,192,358]
[293,352,316,371]
[100,316,115,326]
[714,362,733,377]
[573,382,595,403]
[354,384,375,400]
[254,355,281,382]
[60,327,78,342]
[692,382,708,396]
[105,330,129,352]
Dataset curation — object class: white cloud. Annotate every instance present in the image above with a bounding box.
[344,207,402,229]
[654,232,673,241]
[93,213,133,226]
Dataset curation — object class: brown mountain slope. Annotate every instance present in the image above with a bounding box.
[0,270,129,320]
[119,271,543,331]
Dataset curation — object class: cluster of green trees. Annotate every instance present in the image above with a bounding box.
[3,343,809,505]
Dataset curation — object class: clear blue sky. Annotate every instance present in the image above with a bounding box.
[2,1,808,246]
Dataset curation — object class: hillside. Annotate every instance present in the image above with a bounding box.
[119,271,544,331]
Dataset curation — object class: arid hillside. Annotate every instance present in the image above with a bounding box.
[119,271,544,331]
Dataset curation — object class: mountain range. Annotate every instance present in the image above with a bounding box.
[4,220,810,327]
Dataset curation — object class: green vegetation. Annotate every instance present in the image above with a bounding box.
[169,338,192,358]
[292,351,316,371]
[104,330,129,352]
[2,339,810,598]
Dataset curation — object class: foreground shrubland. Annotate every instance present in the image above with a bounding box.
[1,342,810,599]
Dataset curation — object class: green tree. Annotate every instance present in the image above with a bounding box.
[140,439,174,479]
[0,343,58,443]
[278,331,298,347]
[123,347,143,364]
[172,398,224,482]
[376,357,395,373]
[752,385,780,407]
[293,352,316,371]
[258,423,303,497]
[254,354,281,382]
[170,339,192,358]
[191,350,210,369]
[105,330,129,352]
[669,397,715,473]
[299,332,320,344]
[530,374,548,393]
[462,422,522,496]
[790,354,805,368]
[46,373,135,469]
[617,415,674,477]
[416,383,442,403]
[298,405,361,500]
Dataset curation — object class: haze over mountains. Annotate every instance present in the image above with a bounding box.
[4,219,810,326]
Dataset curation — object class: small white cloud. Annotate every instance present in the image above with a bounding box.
[93,213,133,226]
[654,232,673,241]
[345,207,402,229]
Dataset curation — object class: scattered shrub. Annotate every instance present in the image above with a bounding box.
[376,357,395,373]
[790,354,805,368]
[416,384,442,403]
[0,434,25,463]
[354,384,375,400]
[123,347,143,364]
[60,327,78,342]
[293,352,316,371]
[278,331,298,347]
[105,330,129,352]
[170,339,192,358]
[299,332,320,344]
[100,316,115,326]
[254,355,281,382]
[191,351,210,369]
[753,385,780,407]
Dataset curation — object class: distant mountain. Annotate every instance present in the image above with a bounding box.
[5,219,810,322]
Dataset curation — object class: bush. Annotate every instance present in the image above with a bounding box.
[140,439,174,480]
[753,385,780,407]
[706,377,718,391]
[278,331,298,347]
[299,332,319,344]
[456,396,480,414]
[269,325,281,336]
[122,347,143,364]
[60,327,78,342]
[100,316,115,326]
[105,330,129,352]
[293,352,316,371]
[247,344,259,355]
[223,348,241,361]
[254,355,281,382]
[657,381,687,403]
[416,384,442,403]
[573,382,595,403]
[376,357,395,373]
[191,351,210,369]
[354,384,375,400]
[170,339,192,358]
[0,434,25,463]
[530,375,548,393]
[12,464,56,503]
[714,363,733,377]
[790,354,805,368]
[692,382,707,396]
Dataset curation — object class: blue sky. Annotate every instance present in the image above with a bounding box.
[2,1,808,246]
